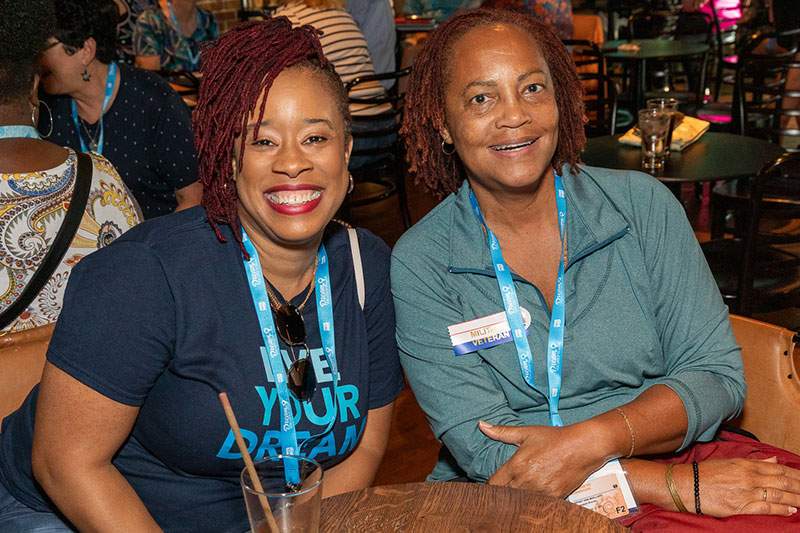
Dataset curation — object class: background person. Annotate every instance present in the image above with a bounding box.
[40,0,202,219]
[133,0,218,72]
[274,1,397,169]
[394,8,800,529]
[347,0,397,88]
[0,18,402,532]
[0,0,141,336]
[481,0,574,39]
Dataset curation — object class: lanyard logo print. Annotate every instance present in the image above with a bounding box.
[469,174,568,427]
[241,229,339,484]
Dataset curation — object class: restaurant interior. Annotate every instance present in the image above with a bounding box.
[1,0,800,531]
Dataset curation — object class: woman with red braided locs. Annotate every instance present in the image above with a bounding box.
[6,16,401,532]
[194,18,326,251]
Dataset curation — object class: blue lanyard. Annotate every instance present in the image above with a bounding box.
[0,125,41,139]
[71,62,117,155]
[469,174,568,427]
[165,1,201,69]
[241,228,339,484]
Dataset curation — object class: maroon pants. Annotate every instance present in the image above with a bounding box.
[619,431,800,532]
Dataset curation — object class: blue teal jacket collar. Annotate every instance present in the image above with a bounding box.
[447,165,630,276]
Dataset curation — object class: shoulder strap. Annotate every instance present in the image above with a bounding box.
[0,152,93,331]
[347,227,365,311]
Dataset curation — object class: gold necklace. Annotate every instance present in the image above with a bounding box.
[264,256,318,311]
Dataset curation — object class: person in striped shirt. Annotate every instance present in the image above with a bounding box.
[274,1,396,170]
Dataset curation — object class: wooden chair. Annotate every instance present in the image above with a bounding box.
[563,39,620,137]
[344,68,413,229]
[729,314,800,455]
[0,324,53,421]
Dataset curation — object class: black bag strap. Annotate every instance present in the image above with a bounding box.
[0,152,93,331]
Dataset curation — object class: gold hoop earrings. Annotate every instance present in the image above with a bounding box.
[348,173,354,194]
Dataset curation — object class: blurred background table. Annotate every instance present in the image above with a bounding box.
[320,482,627,532]
[602,39,710,110]
[582,132,785,194]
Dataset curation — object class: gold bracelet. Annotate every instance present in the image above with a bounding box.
[666,464,689,513]
[615,407,636,458]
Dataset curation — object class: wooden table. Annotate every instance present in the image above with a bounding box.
[581,132,785,194]
[602,39,710,110]
[319,482,626,532]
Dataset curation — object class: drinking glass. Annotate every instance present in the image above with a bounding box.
[646,98,679,155]
[241,455,323,533]
[638,108,670,171]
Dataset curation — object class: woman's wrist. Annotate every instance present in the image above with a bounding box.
[579,412,633,463]
[621,459,695,511]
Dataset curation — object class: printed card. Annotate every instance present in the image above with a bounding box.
[567,459,637,519]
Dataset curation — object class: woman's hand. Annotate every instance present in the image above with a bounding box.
[479,420,615,497]
[675,457,800,517]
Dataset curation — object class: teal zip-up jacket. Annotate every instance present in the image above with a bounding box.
[391,165,745,482]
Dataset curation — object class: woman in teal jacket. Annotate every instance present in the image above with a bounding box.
[393,8,800,527]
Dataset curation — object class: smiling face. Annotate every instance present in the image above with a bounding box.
[235,66,352,248]
[441,23,559,194]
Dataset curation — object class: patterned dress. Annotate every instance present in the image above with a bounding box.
[483,0,574,40]
[0,151,142,333]
[133,5,218,72]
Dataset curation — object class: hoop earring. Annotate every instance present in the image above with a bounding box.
[35,100,54,138]
[347,173,354,194]
[441,140,456,156]
[82,68,91,82]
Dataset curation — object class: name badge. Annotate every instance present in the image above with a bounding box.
[448,308,532,356]
[567,459,638,519]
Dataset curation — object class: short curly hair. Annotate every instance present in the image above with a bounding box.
[401,8,586,197]
[0,0,56,105]
[52,0,119,65]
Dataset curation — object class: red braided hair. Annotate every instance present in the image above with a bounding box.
[194,18,331,251]
[400,8,587,198]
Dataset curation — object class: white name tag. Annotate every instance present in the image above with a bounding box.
[567,459,637,519]
[447,308,532,356]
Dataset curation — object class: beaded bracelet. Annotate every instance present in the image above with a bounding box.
[692,461,702,515]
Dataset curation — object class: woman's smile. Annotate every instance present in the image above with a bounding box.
[489,136,539,157]
[264,184,324,215]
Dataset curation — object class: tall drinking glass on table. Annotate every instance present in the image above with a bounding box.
[241,455,323,533]
[638,108,670,171]
[647,98,679,155]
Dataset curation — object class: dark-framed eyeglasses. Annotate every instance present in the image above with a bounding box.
[274,303,317,402]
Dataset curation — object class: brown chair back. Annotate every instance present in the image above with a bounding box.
[729,314,800,455]
[0,324,53,422]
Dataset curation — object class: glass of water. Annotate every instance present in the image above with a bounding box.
[646,98,679,155]
[638,108,671,172]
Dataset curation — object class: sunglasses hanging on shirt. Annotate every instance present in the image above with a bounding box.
[265,258,318,401]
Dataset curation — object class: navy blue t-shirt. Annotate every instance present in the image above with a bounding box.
[0,207,403,533]
[41,63,198,219]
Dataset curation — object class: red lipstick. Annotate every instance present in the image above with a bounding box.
[264,185,323,216]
